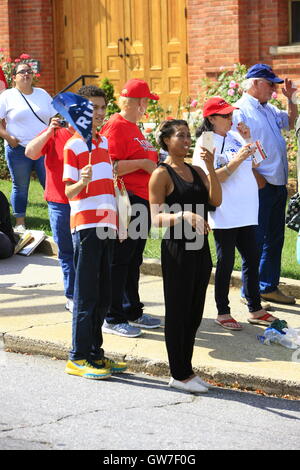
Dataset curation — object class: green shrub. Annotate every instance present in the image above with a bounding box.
[100,77,120,118]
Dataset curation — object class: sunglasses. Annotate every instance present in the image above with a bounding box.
[16,69,34,75]
[259,79,276,88]
[213,113,233,119]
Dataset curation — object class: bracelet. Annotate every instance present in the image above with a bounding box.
[225,164,231,176]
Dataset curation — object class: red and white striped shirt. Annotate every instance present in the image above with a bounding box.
[63,132,117,233]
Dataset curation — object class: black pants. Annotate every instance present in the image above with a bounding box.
[0,232,14,259]
[213,226,261,315]
[161,238,212,381]
[106,194,151,324]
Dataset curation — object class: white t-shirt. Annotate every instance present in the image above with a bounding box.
[193,130,259,229]
[0,87,56,147]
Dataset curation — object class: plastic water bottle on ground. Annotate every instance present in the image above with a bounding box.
[257,328,298,350]
[282,328,300,346]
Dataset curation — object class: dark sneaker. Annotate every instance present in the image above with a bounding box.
[130,314,161,329]
[102,320,142,337]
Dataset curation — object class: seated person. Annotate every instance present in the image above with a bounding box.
[0,190,16,259]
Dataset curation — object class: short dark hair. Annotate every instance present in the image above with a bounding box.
[156,119,189,151]
[13,61,31,75]
[77,85,107,104]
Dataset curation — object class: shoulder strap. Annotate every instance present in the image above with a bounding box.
[18,90,47,125]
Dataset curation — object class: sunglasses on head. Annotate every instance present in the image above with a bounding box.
[16,69,34,75]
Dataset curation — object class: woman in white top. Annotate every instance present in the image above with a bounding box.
[0,62,56,231]
[193,97,277,330]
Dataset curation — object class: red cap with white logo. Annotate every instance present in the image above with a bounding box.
[203,96,238,117]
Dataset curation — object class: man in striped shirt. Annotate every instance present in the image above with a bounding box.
[63,85,126,380]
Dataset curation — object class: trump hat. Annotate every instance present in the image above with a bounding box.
[203,97,238,117]
[246,63,284,83]
[120,79,159,100]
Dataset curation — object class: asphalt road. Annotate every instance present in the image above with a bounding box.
[0,352,300,452]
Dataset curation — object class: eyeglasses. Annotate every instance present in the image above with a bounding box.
[16,69,34,75]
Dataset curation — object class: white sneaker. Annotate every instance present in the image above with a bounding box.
[65,299,74,313]
[14,224,26,234]
[194,376,213,389]
[168,377,208,394]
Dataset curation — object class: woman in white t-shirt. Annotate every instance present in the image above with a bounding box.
[0,62,56,231]
[193,97,277,330]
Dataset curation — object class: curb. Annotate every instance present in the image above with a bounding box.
[3,333,300,398]
[38,237,300,299]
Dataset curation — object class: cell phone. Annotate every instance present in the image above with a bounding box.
[201,131,214,153]
[58,119,67,128]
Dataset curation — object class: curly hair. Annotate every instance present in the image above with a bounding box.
[155,119,189,151]
[77,85,107,104]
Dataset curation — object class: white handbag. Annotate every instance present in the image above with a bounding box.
[113,161,131,240]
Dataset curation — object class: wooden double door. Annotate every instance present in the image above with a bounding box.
[53,0,188,109]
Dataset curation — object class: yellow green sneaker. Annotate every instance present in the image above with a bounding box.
[65,359,112,380]
[94,357,127,373]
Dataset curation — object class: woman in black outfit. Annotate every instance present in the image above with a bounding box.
[149,120,222,393]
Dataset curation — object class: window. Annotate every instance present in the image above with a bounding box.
[290,0,300,43]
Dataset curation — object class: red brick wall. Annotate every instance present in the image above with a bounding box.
[1,0,299,99]
[0,0,10,51]
[0,0,55,95]
[187,0,300,97]
[187,0,240,98]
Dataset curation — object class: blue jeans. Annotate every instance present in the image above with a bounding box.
[70,228,114,361]
[48,202,75,300]
[255,183,287,294]
[214,226,261,315]
[5,145,46,218]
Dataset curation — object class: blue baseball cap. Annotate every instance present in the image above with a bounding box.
[246,63,284,83]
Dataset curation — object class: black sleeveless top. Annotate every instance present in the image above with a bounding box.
[160,162,209,246]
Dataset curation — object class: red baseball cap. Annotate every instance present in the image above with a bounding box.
[203,97,238,117]
[120,79,159,100]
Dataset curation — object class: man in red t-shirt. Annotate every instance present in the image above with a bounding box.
[26,117,75,313]
[101,79,161,337]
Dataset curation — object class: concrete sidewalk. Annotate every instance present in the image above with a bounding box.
[1,252,300,398]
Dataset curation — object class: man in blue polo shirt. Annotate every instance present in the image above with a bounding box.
[233,63,298,305]
[296,116,300,265]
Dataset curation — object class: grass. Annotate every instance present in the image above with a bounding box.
[1,178,51,236]
[1,178,299,279]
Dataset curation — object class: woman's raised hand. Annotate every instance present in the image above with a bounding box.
[200,147,215,170]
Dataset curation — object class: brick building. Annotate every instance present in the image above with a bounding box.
[0,0,299,105]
